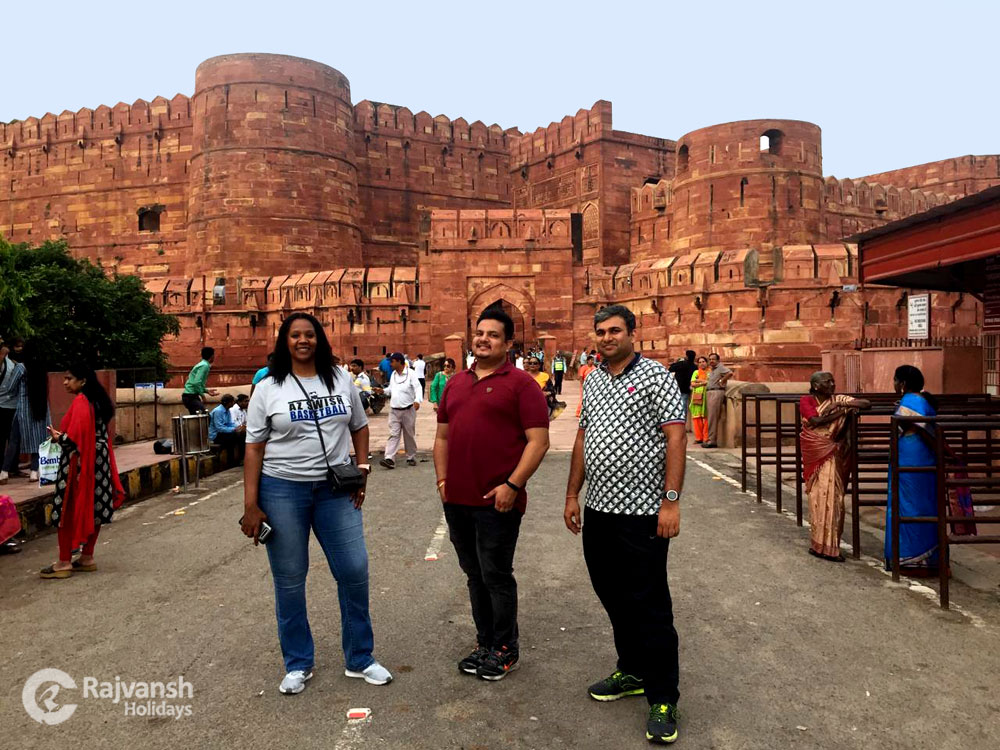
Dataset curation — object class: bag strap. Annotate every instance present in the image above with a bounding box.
[290,373,333,473]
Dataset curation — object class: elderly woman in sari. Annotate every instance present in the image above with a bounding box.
[799,372,869,562]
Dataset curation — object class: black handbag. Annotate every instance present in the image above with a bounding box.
[290,374,366,494]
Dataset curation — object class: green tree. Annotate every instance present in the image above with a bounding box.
[0,238,179,377]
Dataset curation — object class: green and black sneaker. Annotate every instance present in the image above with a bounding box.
[588,670,645,701]
[645,703,679,744]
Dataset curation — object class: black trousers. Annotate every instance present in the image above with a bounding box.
[418,377,426,397]
[214,431,245,462]
[0,407,15,472]
[181,393,205,414]
[554,371,564,394]
[582,506,680,706]
[444,503,522,650]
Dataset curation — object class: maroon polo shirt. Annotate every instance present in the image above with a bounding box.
[437,360,549,514]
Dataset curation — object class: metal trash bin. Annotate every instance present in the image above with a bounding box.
[171,414,211,488]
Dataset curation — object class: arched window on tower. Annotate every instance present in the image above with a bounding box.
[677,144,689,172]
[759,129,784,156]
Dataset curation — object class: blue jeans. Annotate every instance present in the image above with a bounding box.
[258,475,376,673]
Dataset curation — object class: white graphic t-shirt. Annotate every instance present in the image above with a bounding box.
[246,372,367,481]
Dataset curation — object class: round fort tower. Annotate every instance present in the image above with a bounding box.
[186,53,362,277]
[668,119,825,253]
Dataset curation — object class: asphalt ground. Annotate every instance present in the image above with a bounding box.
[2,451,999,749]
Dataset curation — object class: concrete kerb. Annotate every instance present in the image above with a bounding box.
[9,446,242,540]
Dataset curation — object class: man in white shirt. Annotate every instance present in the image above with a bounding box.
[413,354,428,397]
[377,352,422,469]
[230,393,249,428]
[515,352,525,370]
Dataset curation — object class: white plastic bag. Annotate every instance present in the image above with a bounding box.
[38,439,61,486]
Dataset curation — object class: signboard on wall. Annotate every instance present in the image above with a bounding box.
[984,256,1000,332]
[908,294,930,340]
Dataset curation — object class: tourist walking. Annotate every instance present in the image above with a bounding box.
[429,358,455,411]
[689,357,709,444]
[800,372,869,562]
[702,353,732,448]
[6,342,51,481]
[182,347,219,414]
[348,359,373,411]
[240,311,391,694]
[668,350,697,422]
[0,338,25,484]
[575,354,597,418]
[40,365,125,579]
[434,307,549,680]
[378,354,393,386]
[413,354,427,396]
[377,353,422,469]
[551,352,567,394]
[564,304,687,745]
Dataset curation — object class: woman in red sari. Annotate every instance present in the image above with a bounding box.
[799,372,869,562]
[40,366,125,579]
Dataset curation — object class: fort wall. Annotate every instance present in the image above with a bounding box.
[0,97,193,276]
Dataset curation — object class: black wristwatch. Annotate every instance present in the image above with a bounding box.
[663,489,680,503]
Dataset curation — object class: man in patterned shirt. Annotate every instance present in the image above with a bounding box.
[564,304,687,745]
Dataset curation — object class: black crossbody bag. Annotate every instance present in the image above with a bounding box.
[290,374,366,494]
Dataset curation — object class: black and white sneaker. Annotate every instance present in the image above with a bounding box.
[380,458,395,470]
[458,645,490,675]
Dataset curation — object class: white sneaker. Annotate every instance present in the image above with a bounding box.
[0,471,8,484]
[278,669,313,695]
[30,471,38,482]
[345,661,393,685]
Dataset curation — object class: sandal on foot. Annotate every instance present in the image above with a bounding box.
[71,559,98,572]
[40,565,73,579]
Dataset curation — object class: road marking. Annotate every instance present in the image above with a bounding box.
[157,479,244,520]
[688,454,988,629]
[424,513,448,561]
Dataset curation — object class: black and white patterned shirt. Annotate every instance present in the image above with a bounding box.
[579,354,687,515]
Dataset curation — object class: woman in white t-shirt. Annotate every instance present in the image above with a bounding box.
[240,312,392,695]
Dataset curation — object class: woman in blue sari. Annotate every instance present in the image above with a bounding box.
[885,365,941,574]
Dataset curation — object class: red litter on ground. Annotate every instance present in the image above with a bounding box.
[347,708,371,721]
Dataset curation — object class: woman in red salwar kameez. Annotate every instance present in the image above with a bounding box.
[799,372,869,562]
[40,366,124,579]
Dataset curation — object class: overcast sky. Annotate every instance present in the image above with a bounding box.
[1,0,993,178]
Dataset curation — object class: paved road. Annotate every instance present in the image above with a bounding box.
[3,452,999,749]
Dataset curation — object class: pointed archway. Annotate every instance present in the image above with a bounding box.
[468,283,534,352]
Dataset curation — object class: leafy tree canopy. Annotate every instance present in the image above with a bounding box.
[0,238,179,377]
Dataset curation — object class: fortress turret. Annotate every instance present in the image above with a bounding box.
[668,119,825,253]
[186,53,362,277]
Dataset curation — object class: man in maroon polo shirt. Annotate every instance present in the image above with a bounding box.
[433,307,550,681]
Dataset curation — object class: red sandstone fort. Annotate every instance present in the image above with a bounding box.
[3,53,998,381]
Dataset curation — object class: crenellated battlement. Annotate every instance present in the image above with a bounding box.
[1,95,192,150]
[353,101,516,148]
[857,155,1000,195]
[508,101,613,164]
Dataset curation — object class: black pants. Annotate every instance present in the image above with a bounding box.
[418,377,426,397]
[0,407,15,472]
[554,371,564,394]
[214,431,245,462]
[582,507,679,706]
[182,393,205,414]
[444,503,522,650]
